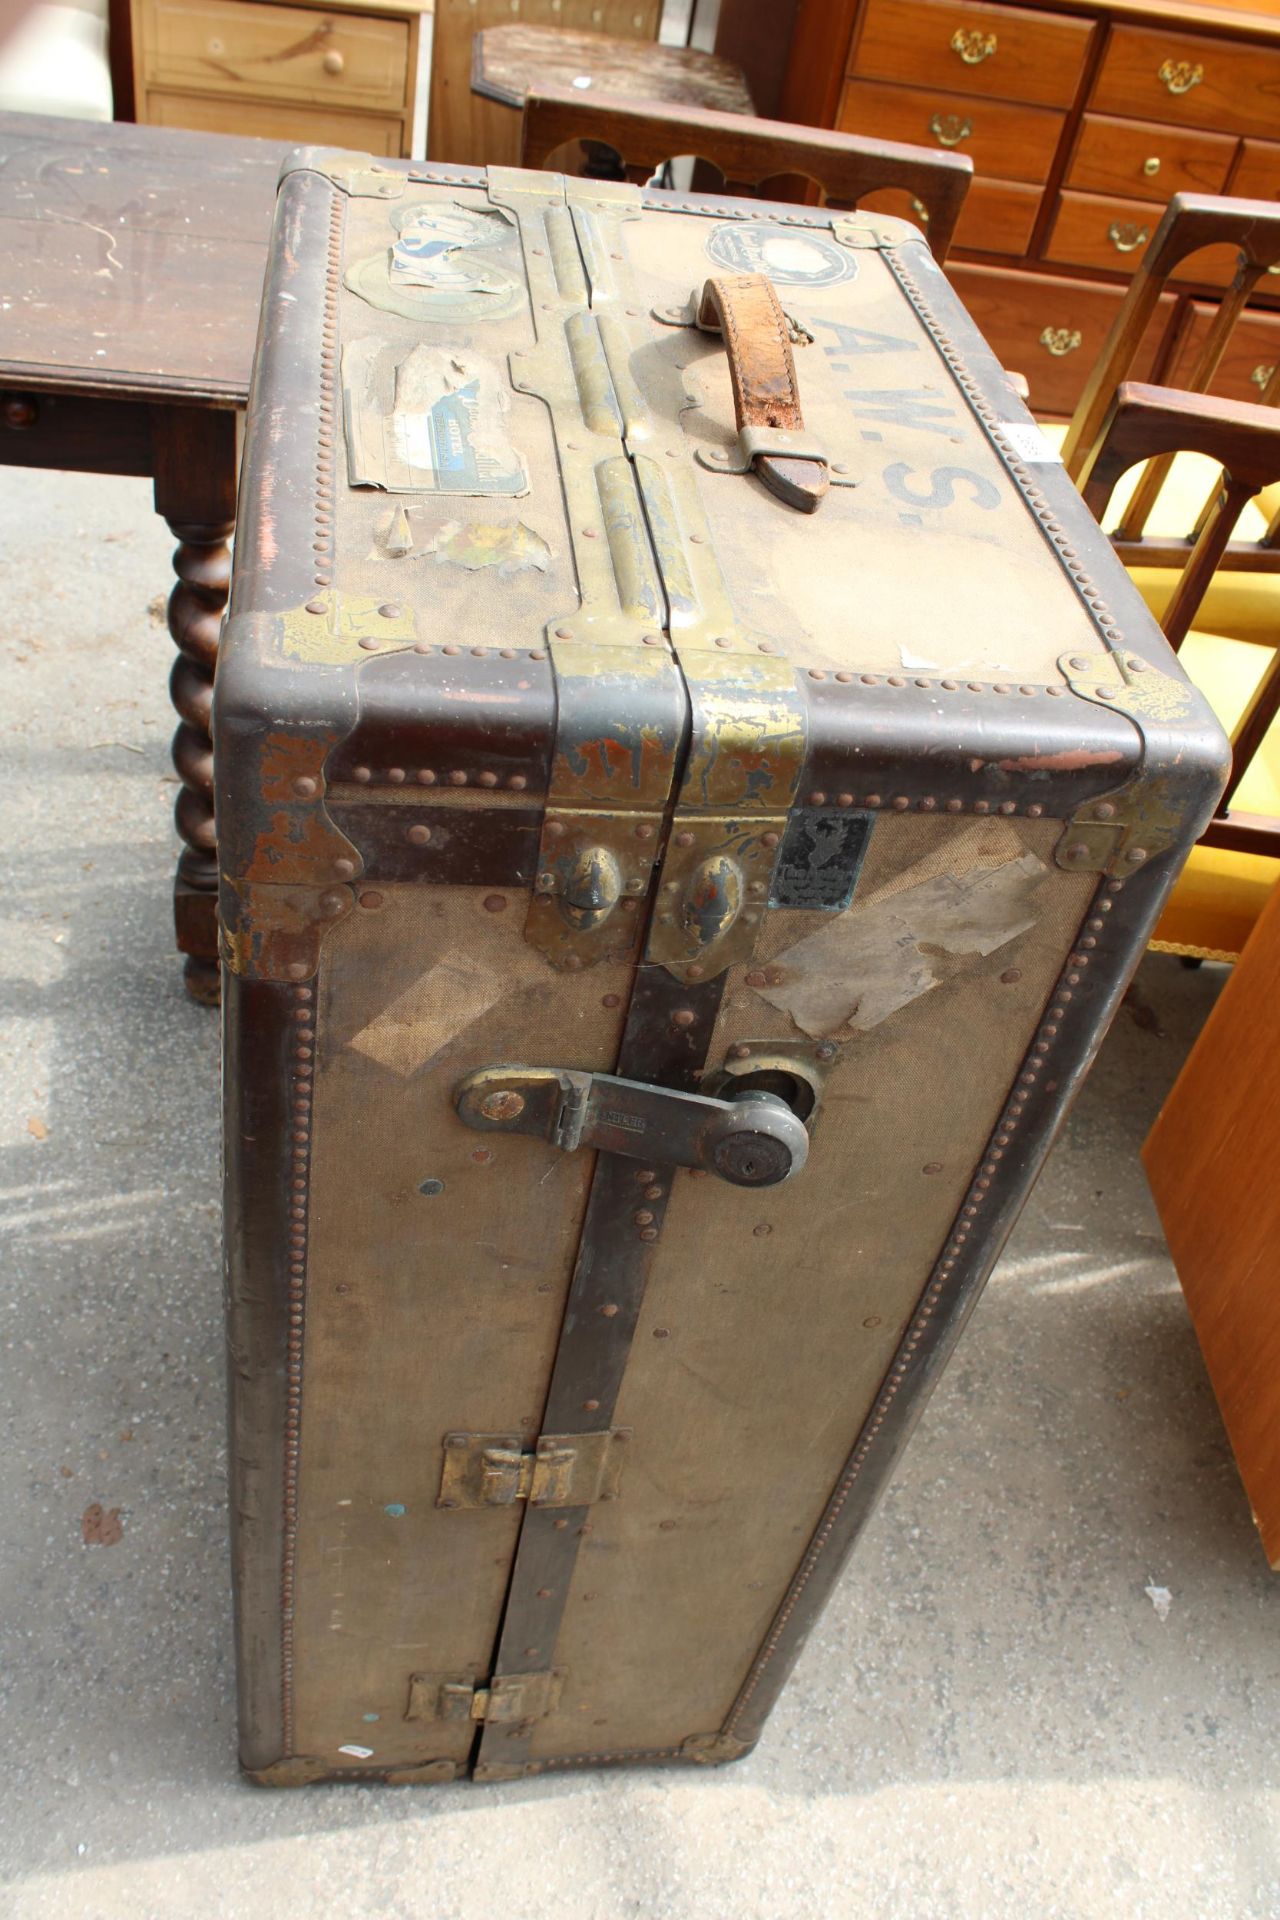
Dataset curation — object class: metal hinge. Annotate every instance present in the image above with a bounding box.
[406,1669,565,1727]
[436,1428,630,1510]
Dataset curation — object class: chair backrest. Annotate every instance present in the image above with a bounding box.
[1061,193,1280,573]
[518,85,973,264]
[1079,381,1280,859]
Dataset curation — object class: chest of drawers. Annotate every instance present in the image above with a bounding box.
[131,0,435,158]
[782,0,1280,415]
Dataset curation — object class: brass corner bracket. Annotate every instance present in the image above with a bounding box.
[1054,649,1199,875]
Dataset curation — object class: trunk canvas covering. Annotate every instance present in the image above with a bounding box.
[215,156,1226,1783]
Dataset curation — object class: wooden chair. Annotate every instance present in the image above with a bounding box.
[1062,193,1280,579]
[518,85,973,265]
[1078,382,1280,955]
[1053,198,1280,958]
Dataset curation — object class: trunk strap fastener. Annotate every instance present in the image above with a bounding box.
[406,1669,565,1727]
[436,1428,631,1510]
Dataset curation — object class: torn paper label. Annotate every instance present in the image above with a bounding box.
[371,508,551,574]
[345,202,525,323]
[344,341,528,496]
[423,519,550,573]
[390,203,515,294]
[754,849,1050,1035]
[348,944,546,1076]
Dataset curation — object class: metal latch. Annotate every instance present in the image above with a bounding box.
[454,1065,811,1187]
[406,1669,565,1726]
[436,1428,630,1510]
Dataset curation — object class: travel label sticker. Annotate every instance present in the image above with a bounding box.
[770,809,874,911]
[705,223,858,287]
[344,342,529,496]
[345,201,525,323]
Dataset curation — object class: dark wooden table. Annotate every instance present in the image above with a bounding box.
[472,25,755,119]
[0,112,290,1000]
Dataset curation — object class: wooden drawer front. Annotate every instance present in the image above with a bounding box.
[1168,301,1280,405]
[953,178,1040,256]
[144,86,404,152]
[850,0,1092,109]
[141,0,409,109]
[1092,25,1280,141]
[1231,139,1280,203]
[1068,113,1236,204]
[838,78,1064,185]
[946,263,1174,415]
[1046,189,1249,289]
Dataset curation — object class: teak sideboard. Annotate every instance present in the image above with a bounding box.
[782,0,1280,416]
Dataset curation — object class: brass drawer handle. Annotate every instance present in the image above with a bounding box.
[930,112,973,148]
[1158,57,1203,94]
[1108,220,1150,254]
[1252,364,1276,390]
[1040,326,1083,357]
[1143,156,1161,177]
[950,26,996,64]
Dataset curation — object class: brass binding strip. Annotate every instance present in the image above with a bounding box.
[488,167,808,985]
[486,169,684,974]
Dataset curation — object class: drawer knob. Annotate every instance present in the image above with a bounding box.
[950,26,996,64]
[1143,156,1161,177]
[929,112,972,148]
[1039,327,1083,358]
[323,47,345,74]
[1108,220,1150,255]
[2,393,38,430]
[1252,364,1276,392]
[1158,58,1203,95]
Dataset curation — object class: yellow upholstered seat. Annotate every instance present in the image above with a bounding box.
[1039,423,1280,647]
[1149,629,1279,959]
[1035,422,1280,958]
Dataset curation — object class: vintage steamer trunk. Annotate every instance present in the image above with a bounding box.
[217,150,1226,1785]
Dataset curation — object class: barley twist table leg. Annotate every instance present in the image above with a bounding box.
[167,516,231,1004]
[152,405,239,1004]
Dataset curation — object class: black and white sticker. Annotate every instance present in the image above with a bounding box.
[705,222,858,288]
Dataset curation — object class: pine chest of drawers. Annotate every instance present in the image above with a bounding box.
[131,0,435,159]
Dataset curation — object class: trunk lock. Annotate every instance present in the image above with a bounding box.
[455,1065,811,1188]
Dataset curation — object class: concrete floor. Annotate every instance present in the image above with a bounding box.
[0,467,1276,1920]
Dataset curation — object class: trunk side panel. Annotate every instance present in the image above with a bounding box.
[290,884,635,1769]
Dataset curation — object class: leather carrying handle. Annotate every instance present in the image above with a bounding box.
[694,274,830,513]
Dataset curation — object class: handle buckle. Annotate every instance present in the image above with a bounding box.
[696,424,837,475]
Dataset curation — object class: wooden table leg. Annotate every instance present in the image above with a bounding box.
[152,405,238,1005]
